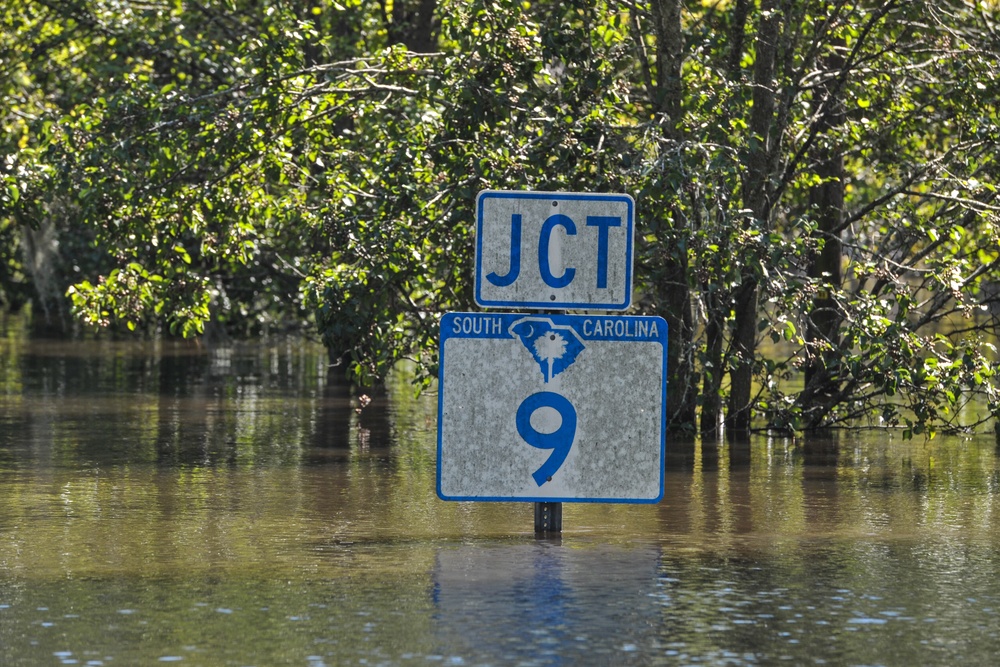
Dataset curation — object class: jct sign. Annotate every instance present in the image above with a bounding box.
[474,191,635,310]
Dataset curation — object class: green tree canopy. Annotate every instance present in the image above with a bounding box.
[3,0,999,438]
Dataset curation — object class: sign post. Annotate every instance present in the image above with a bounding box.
[438,191,665,534]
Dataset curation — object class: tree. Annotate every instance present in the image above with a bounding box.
[622,0,1000,437]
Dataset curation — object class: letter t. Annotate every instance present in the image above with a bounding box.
[586,215,621,289]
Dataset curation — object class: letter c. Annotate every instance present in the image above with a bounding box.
[538,214,576,288]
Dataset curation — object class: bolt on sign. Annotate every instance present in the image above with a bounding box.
[474,191,635,310]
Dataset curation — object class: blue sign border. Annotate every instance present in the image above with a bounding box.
[436,312,667,504]
[474,191,635,311]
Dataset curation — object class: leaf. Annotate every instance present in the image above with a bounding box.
[783,321,796,341]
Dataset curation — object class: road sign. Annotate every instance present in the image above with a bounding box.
[437,312,667,503]
[474,191,635,310]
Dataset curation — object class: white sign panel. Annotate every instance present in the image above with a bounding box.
[474,191,635,310]
[437,312,667,503]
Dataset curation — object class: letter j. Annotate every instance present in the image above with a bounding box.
[486,214,522,287]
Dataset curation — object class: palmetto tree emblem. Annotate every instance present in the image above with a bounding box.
[509,317,586,382]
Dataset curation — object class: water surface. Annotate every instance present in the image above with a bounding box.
[2,316,1000,665]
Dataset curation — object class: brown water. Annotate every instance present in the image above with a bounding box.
[2,314,1000,666]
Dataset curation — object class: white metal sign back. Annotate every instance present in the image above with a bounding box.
[474,191,635,310]
[437,312,667,503]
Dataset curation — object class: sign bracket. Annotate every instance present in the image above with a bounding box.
[534,500,562,534]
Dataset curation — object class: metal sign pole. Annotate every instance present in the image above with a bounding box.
[534,500,562,533]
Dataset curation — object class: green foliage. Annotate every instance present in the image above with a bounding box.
[2,0,999,433]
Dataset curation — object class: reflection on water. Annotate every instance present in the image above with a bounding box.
[433,544,662,665]
[2,314,1000,665]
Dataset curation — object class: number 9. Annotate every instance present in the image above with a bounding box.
[516,392,577,486]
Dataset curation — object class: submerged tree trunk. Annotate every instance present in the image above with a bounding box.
[701,0,752,438]
[661,252,697,433]
[700,294,725,437]
[726,0,783,438]
[651,0,697,434]
[802,45,846,424]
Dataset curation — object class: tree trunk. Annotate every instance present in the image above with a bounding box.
[702,0,752,437]
[662,254,697,433]
[726,280,759,436]
[386,0,439,53]
[802,45,846,423]
[700,292,724,437]
[652,0,683,120]
[726,0,783,438]
[726,0,752,80]
[651,0,697,434]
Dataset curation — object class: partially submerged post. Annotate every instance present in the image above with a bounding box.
[534,501,562,533]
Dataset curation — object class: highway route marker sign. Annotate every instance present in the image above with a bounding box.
[437,312,667,503]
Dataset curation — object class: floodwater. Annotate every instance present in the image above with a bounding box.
[2,316,1000,666]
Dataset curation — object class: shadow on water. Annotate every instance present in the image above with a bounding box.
[669,433,757,474]
[309,371,357,454]
[726,435,752,468]
[305,367,395,463]
[0,328,399,468]
[701,436,720,471]
[802,429,841,468]
[153,347,397,466]
[665,437,696,470]
[153,348,221,466]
